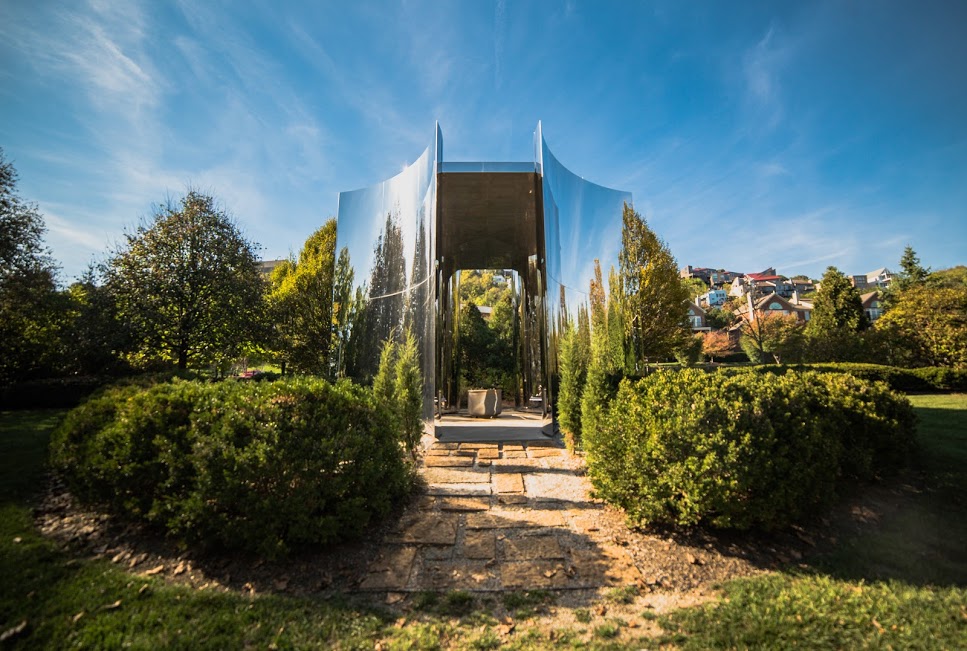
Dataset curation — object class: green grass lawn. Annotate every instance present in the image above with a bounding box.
[2,395,966,649]
[656,393,967,649]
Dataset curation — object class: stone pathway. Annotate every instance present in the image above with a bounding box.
[358,440,642,593]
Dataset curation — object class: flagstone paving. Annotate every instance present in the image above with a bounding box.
[358,440,643,592]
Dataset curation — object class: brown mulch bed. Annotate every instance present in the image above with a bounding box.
[34,468,844,605]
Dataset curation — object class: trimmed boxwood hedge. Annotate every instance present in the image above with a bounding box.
[718,363,967,393]
[50,377,415,558]
[584,369,917,531]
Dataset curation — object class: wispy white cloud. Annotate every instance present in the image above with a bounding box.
[44,210,112,251]
[757,161,789,178]
[742,24,789,130]
[1,0,160,117]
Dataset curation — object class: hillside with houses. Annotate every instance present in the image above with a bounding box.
[675,253,964,367]
[682,264,888,331]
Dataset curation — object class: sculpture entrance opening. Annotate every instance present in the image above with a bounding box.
[443,269,518,415]
[334,122,631,436]
[437,170,545,416]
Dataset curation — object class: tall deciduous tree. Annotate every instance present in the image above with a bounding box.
[741,312,805,364]
[618,203,689,368]
[808,266,866,335]
[701,329,732,363]
[63,265,130,375]
[0,148,65,382]
[876,285,967,368]
[268,220,337,375]
[106,190,266,370]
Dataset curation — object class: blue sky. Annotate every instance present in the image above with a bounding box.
[1,0,964,282]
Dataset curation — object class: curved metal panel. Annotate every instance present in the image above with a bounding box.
[536,122,632,382]
[334,128,439,424]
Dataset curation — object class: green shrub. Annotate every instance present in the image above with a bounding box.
[371,332,424,455]
[908,366,967,391]
[557,327,585,451]
[719,363,967,393]
[51,377,414,557]
[585,369,916,530]
[673,333,704,366]
[394,332,425,454]
[739,334,765,364]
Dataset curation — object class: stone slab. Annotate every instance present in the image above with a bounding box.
[458,443,499,450]
[463,530,496,560]
[493,473,524,494]
[387,512,458,545]
[423,468,491,484]
[431,442,461,450]
[501,535,564,561]
[523,473,590,502]
[423,545,455,561]
[502,450,528,459]
[496,494,530,505]
[466,509,567,529]
[569,545,643,587]
[436,496,491,512]
[476,448,500,460]
[425,456,474,468]
[425,449,452,456]
[426,484,492,497]
[491,459,544,473]
[568,511,606,534]
[519,509,569,528]
[412,559,500,591]
[500,560,571,590]
[414,495,490,512]
[528,448,563,458]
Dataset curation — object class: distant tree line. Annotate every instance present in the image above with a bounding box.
[2,147,963,402]
[0,148,341,385]
[735,251,966,369]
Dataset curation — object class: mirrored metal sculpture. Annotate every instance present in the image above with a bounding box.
[334,122,630,435]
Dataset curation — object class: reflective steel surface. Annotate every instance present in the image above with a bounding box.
[334,122,630,434]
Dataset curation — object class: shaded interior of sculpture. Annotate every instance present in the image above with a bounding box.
[436,172,547,415]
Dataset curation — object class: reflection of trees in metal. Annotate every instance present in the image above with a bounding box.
[405,205,429,361]
[339,211,407,383]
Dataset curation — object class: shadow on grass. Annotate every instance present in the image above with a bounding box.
[797,399,967,588]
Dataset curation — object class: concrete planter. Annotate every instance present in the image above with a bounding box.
[467,388,503,418]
